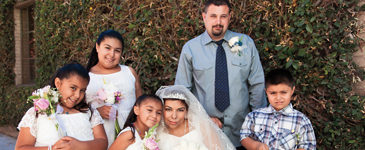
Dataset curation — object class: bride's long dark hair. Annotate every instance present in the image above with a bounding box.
[122,94,162,141]
[86,30,124,71]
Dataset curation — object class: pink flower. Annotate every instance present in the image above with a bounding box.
[96,89,107,102]
[145,138,159,150]
[33,98,49,111]
[114,91,122,103]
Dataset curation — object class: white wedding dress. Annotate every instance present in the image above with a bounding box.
[86,64,137,147]
[17,107,103,147]
[157,129,208,150]
[118,127,143,150]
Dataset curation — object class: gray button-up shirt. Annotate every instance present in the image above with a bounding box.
[175,30,267,147]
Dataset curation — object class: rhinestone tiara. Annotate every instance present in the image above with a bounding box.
[163,92,187,101]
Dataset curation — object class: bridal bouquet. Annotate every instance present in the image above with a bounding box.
[143,123,160,150]
[27,85,62,134]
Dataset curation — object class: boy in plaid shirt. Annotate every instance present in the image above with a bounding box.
[240,69,316,150]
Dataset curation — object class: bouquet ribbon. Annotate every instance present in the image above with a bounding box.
[55,104,67,137]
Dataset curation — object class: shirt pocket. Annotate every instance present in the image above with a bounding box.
[192,63,213,78]
[279,129,297,149]
[253,125,266,142]
[231,56,248,67]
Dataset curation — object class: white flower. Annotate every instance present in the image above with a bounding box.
[105,93,115,104]
[50,90,60,103]
[231,46,243,53]
[228,36,240,47]
[228,36,245,56]
[103,83,118,104]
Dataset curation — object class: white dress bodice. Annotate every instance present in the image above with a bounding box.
[157,130,208,150]
[17,107,103,147]
[85,64,136,146]
[118,127,143,150]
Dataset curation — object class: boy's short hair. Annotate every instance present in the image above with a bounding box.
[265,68,294,88]
[203,0,231,13]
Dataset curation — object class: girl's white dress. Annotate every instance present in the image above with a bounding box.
[86,64,137,147]
[157,129,208,150]
[118,127,143,150]
[17,107,103,147]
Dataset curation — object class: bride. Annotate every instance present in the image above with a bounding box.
[155,85,235,150]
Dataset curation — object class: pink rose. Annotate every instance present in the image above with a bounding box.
[96,89,107,102]
[33,98,49,111]
[145,138,159,150]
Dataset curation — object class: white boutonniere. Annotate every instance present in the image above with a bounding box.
[228,36,246,56]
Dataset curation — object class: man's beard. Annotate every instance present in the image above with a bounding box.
[212,25,224,37]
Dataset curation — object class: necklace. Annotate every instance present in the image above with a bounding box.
[133,123,143,138]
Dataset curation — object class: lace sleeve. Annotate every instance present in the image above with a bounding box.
[17,107,37,137]
[90,108,104,127]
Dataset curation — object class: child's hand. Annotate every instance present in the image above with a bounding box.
[210,117,223,128]
[52,136,80,150]
[256,142,269,150]
[97,105,112,119]
[52,138,69,149]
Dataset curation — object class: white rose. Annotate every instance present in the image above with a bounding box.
[231,46,240,53]
[51,90,59,103]
[228,36,239,47]
[105,93,115,104]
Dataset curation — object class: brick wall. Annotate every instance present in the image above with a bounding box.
[353,0,365,96]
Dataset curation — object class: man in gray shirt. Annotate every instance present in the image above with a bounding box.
[175,0,267,148]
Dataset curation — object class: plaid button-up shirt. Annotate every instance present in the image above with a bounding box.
[240,104,316,150]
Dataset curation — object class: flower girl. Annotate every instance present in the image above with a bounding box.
[15,63,107,150]
[109,94,162,150]
[85,30,143,147]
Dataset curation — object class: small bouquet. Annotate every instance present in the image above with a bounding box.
[95,79,123,137]
[27,85,64,135]
[96,83,122,105]
[28,85,60,115]
[143,123,160,150]
[228,36,246,56]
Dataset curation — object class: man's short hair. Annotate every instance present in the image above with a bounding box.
[265,68,295,88]
[203,0,231,13]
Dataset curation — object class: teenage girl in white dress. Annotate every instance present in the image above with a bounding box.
[85,30,143,147]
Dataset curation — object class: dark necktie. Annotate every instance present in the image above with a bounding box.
[215,39,230,112]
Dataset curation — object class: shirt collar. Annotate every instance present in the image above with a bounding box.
[267,103,294,115]
[201,30,233,45]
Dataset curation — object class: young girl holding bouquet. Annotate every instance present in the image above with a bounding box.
[15,63,107,150]
[85,30,143,147]
[109,94,162,150]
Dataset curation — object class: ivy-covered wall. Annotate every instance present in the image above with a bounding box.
[1,0,364,149]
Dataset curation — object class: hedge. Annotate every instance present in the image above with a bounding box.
[1,0,364,149]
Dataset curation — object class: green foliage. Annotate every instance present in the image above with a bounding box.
[0,86,34,126]
[0,0,15,93]
[0,0,364,149]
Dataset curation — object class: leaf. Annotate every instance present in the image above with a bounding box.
[298,49,306,56]
[128,23,136,29]
[306,24,313,33]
